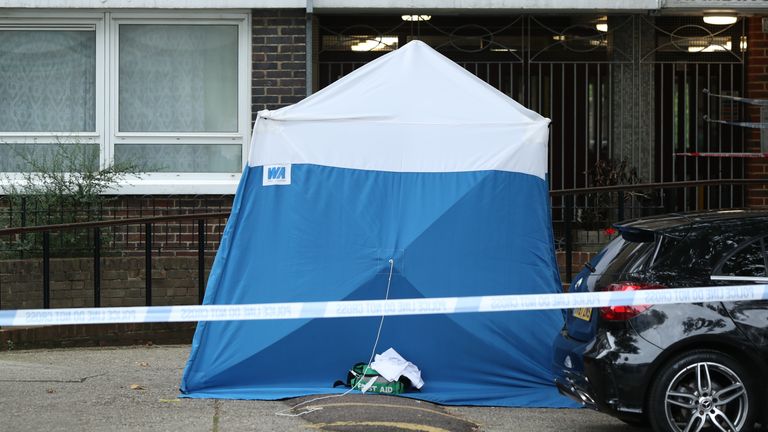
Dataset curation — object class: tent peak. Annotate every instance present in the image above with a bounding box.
[261,39,547,126]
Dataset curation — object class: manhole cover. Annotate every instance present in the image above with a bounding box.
[283,394,479,432]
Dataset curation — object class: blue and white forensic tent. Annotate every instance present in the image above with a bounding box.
[181,40,570,407]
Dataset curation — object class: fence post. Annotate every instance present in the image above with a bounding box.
[564,195,573,284]
[198,219,206,304]
[145,223,152,307]
[665,188,675,213]
[43,231,50,309]
[20,197,26,259]
[93,227,101,308]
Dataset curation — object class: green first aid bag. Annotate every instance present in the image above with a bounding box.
[347,363,405,395]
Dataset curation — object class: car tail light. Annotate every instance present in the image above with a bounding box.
[599,282,665,321]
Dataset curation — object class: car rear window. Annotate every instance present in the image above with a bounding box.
[593,236,657,276]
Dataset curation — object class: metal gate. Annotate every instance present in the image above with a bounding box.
[317,15,748,223]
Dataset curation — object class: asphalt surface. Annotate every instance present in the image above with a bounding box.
[0,345,640,432]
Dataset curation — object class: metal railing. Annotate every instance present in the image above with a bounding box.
[0,194,232,258]
[0,212,229,309]
[1,178,766,310]
[552,178,768,283]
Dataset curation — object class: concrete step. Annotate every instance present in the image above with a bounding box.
[0,322,195,350]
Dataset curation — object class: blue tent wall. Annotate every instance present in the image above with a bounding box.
[180,164,571,407]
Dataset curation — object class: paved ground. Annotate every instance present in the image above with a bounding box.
[0,345,640,432]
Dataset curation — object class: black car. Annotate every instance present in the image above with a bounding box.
[552,210,768,431]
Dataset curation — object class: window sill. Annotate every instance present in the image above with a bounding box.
[109,173,241,195]
[0,173,241,196]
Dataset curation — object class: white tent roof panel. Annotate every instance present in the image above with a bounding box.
[249,40,551,179]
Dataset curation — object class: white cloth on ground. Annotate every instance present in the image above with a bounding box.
[370,348,424,389]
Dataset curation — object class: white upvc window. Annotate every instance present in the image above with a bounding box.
[0,10,251,194]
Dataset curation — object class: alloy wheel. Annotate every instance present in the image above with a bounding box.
[663,361,749,432]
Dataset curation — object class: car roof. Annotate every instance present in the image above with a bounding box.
[615,209,768,233]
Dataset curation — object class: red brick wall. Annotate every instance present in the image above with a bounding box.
[251,9,307,120]
[103,195,232,257]
[0,256,214,310]
[747,17,768,208]
[556,250,597,291]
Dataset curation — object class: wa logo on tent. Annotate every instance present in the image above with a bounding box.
[262,164,291,186]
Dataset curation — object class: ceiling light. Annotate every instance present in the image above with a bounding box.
[401,15,431,22]
[703,14,737,25]
[596,16,608,32]
[688,41,732,52]
[351,36,399,52]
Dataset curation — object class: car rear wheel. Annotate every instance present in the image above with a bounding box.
[648,350,756,432]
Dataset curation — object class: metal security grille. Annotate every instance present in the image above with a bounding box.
[317,15,748,224]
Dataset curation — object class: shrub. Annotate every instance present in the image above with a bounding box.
[0,141,146,257]
[577,158,644,230]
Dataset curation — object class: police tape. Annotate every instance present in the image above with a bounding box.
[0,284,766,327]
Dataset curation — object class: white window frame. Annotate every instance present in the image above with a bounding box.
[0,9,251,195]
[0,13,105,167]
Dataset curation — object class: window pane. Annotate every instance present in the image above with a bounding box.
[719,240,767,277]
[0,143,99,172]
[0,30,96,132]
[119,25,238,133]
[114,144,241,173]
